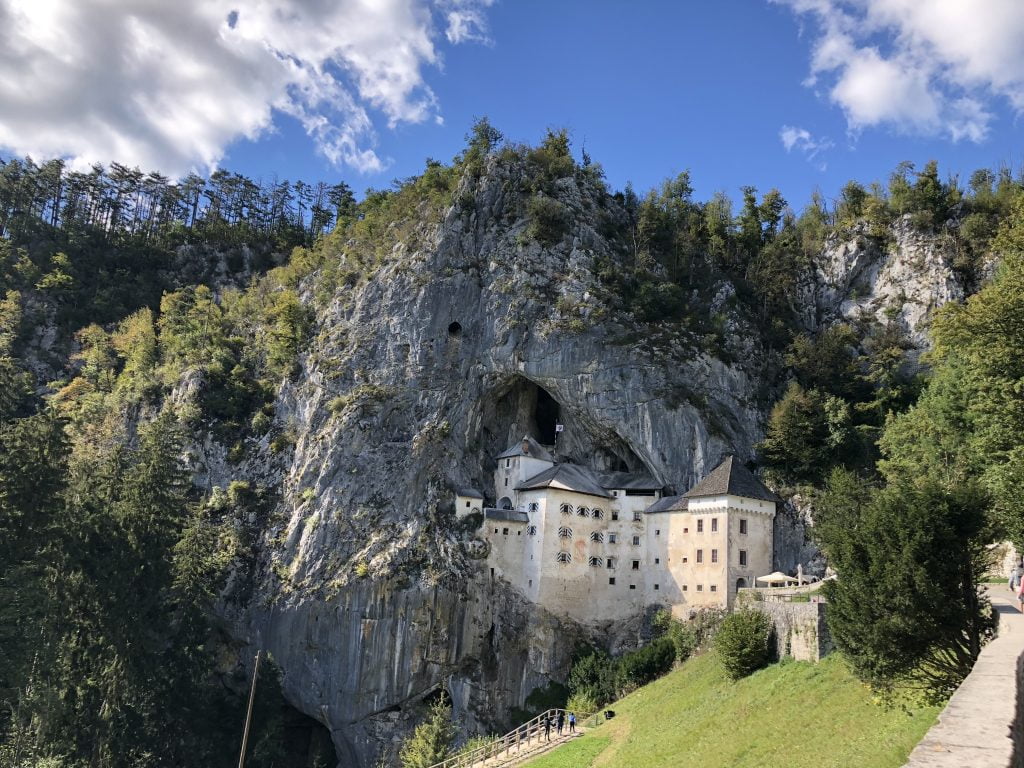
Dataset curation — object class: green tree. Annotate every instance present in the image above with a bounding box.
[714,609,773,680]
[399,697,456,768]
[757,382,830,485]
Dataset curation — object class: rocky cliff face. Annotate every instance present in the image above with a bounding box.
[186,159,974,766]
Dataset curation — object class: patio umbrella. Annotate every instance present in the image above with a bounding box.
[755,571,799,586]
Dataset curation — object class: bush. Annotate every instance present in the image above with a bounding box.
[526,195,570,246]
[715,609,774,680]
[567,648,617,707]
[652,610,699,662]
[617,638,676,693]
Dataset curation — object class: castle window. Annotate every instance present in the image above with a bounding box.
[528,502,539,513]
[632,535,640,545]
[502,528,509,535]
[631,560,640,570]
[506,459,510,468]
[697,519,704,533]
[465,501,470,508]
[589,556,603,567]
[654,584,660,591]
[494,528,498,534]
[590,531,604,543]
[607,558,616,569]
[682,584,688,591]
[740,519,748,535]
[633,511,642,521]
[559,503,574,516]
[592,508,604,519]
[683,556,688,563]
[608,533,617,544]
[611,510,619,521]
[683,527,688,533]
[711,549,718,563]
[710,585,717,592]
[504,478,508,487]
[556,551,571,563]
[527,525,537,535]
[696,549,703,563]
[609,577,616,585]
[655,557,660,564]
[697,584,703,592]
[577,506,591,517]
[558,526,573,539]
[655,529,661,536]
[711,518,718,533]
[739,549,747,566]
[629,584,636,590]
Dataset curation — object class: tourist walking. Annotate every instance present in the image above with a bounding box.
[568,712,576,733]
[556,710,564,735]
[1017,576,1024,614]
[543,713,551,742]
[1010,560,1024,592]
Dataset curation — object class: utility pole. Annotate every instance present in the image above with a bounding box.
[237,650,262,768]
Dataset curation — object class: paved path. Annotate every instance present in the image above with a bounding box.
[903,589,1024,767]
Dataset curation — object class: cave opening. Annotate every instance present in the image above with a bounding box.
[533,387,559,445]
[447,321,462,337]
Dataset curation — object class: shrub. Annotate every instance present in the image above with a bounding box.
[526,195,570,246]
[399,696,456,768]
[567,648,617,707]
[617,638,676,693]
[715,609,773,680]
[565,691,598,716]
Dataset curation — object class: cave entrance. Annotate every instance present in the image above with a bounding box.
[534,387,559,445]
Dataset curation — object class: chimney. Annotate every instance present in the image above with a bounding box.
[521,438,530,455]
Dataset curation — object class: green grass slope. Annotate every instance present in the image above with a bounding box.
[525,653,938,768]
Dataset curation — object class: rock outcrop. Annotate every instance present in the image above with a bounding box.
[187,159,974,767]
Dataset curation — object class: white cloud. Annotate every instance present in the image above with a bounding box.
[0,0,494,176]
[780,125,834,169]
[772,0,1024,142]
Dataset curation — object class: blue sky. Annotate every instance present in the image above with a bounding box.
[2,0,1023,211]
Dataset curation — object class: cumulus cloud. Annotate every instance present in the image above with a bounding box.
[780,125,834,169]
[773,0,1024,142]
[0,0,495,175]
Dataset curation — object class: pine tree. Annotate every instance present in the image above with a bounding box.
[399,697,456,768]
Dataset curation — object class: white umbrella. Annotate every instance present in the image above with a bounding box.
[756,571,799,587]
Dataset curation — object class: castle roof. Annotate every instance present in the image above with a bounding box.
[644,494,686,514]
[496,436,554,463]
[485,508,529,523]
[597,471,662,491]
[682,455,779,502]
[457,487,485,499]
[516,463,612,499]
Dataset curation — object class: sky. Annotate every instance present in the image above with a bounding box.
[1,0,1023,210]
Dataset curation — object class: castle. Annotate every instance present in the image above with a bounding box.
[455,437,777,625]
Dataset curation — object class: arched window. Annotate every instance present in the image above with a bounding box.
[498,496,513,510]
[556,551,572,564]
[591,507,604,519]
[528,502,539,513]
[588,556,603,567]
[558,526,573,539]
[527,525,537,536]
[590,531,604,543]
[559,503,574,516]
[577,506,591,517]
[736,577,747,591]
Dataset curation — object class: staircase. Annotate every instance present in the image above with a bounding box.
[426,709,601,768]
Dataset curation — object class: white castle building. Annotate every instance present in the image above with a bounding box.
[455,437,777,625]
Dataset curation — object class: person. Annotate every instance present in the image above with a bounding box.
[568,712,576,733]
[1010,560,1024,592]
[1018,575,1024,614]
[556,710,564,735]
[543,713,551,742]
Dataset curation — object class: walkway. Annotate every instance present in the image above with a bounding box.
[903,589,1024,767]
[426,709,594,768]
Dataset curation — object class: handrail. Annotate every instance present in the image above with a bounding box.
[426,707,599,768]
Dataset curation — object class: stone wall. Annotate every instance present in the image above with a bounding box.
[741,599,832,662]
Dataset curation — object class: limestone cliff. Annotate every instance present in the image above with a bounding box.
[179,156,975,766]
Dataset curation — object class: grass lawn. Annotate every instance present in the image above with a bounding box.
[524,653,938,768]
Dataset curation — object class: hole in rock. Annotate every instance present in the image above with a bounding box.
[534,387,559,445]
[448,321,462,337]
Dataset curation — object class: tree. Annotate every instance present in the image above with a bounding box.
[815,469,993,700]
[714,609,773,680]
[757,382,830,485]
[399,696,456,768]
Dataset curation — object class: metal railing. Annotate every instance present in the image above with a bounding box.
[426,708,600,768]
